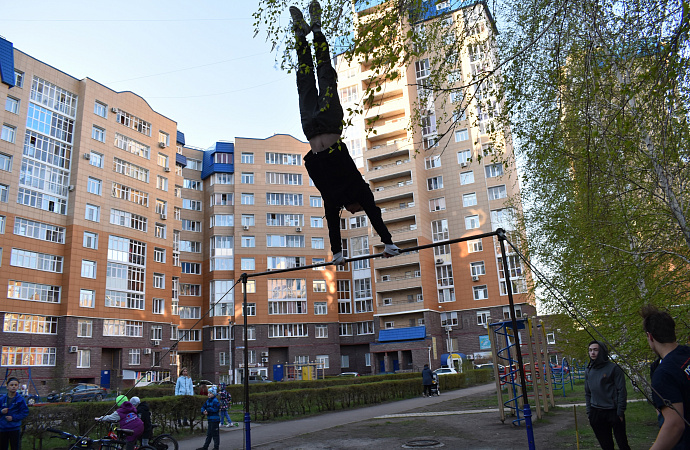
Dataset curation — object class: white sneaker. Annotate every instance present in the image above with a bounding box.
[331,251,345,265]
[383,244,400,257]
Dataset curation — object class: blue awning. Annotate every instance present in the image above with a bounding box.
[378,326,426,343]
[176,131,185,146]
[175,153,187,168]
[0,37,15,87]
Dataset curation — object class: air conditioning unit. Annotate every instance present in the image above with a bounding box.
[68,185,75,192]
[111,107,118,113]
[435,258,444,264]
[381,275,390,282]
[472,275,480,281]
[295,227,302,232]
[160,213,167,220]
[143,348,152,355]
[164,167,171,172]
[69,346,78,353]
[383,298,393,305]
[158,142,166,148]
[83,153,91,160]
[260,351,269,357]
[151,340,160,346]
[461,162,468,168]
[243,225,249,231]
[414,271,421,277]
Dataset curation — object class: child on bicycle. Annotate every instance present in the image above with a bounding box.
[95,400,144,450]
[129,397,152,446]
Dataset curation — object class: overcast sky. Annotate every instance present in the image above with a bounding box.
[1,0,304,148]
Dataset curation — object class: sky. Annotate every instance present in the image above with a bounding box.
[1,0,304,148]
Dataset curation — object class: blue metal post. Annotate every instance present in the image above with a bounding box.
[523,404,536,449]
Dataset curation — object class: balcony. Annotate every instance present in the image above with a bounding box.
[380,202,416,222]
[365,96,406,122]
[368,159,412,181]
[369,117,407,141]
[366,138,413,160]
[374,250,420,269]
[376,272,422,293]
[377,293,425,314]
[373,179,414,201]
[371,223,418,245]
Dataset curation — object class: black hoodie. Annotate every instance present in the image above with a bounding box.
[584,340,627,417]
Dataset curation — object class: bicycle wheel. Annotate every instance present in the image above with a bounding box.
[151,434,178,450]
[139,445,158,450]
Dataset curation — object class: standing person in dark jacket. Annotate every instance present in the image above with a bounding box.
[584,341,631,450]
[0,377,29,450]
[196,388,220,450]
[129,397,152,446]
[289,0,400,264]
[421,364,434,397]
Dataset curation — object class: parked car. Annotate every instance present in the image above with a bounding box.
[337,372,360,377]
[47,383,107,403]
[247,374,272,384]
[154,378,175,386]
[433,367,458,376]
[0,386,40,406]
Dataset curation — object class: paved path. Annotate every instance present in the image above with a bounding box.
[178,383,496,450]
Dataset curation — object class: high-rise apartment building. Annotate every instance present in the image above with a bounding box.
[0,0,532,394]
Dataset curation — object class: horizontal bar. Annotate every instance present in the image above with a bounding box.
[244,229,501,279]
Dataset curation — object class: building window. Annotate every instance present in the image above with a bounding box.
[1,124,16,143]
[83,232,98,249]
[241,173,254,184]
[460,171,474,185]
[488,185,507,200]
[241,258,255,270]
[154,247,165,263]
[425,155,441,169]
[87,177,102,195]
[241,193,254,205]
[159,131,169,147]
[241,153,254,164]
[241,214,255,226]
[0,216,4,233]
[244,303,256,316]
[153,273,165,289]
[80,289,95,308]
[468,239,483,253]
[310,196,322,207]
[316,355,330,369]
[0,153,11,172]
[427,176,443,191]
[314,302,327,315]
[91,126,105,142]
[315,324,328,338]
[463,193,477,207]
[14,70,24,87]
[76,350,91,368]
[77,320,93,338]
[429,197,446,212]
[0,184,7,203]
[547,332,556,345]
[5,97,19,114]
[465,215,480,229]
[454,129,469,141]
[94,101,107,118]
[485,163,504,178]
[153,298,164,314]
[473,285,489,300]
[154,223,166,239]
[341,355,350,367]
[90,151,104,168]
[85,204,100,222]
[313,280,326,292]
[477,310,490,326]
[441,312,458,326]
[157,175,168,191]
[81,260,96,278]
[457,150,471,164]
[10,249,63,273]
[311,237,325,249]
[311,216,324,228]
[129,349,141,366]
[241,236,255,248]
[470,261,486,276]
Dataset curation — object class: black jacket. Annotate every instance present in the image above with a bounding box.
[137,401,153,439]
[585,340,627,417]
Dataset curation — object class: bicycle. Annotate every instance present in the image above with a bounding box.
[147,425,178,450]
[46,427,156,450]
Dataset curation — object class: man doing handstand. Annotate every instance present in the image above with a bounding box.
[289,1,400,265]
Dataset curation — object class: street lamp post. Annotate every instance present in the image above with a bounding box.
[228,318,234,385]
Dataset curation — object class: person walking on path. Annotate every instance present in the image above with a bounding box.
[175,367,194,427]
[0,377,29,450]
[641,305,690,450]
[421,364,434,398]
[217,383,234,428]
[584,340,630,450]
[289,0,400,265]
[196,388,220,450]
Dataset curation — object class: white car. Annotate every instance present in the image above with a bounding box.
[433,367,458,375]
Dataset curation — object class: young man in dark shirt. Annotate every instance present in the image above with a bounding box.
[289,0,400,264]
[641,304,690,450]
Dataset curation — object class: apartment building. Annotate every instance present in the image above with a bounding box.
[0,0,532,393]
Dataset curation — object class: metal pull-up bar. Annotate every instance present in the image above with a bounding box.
[236,228,535,450]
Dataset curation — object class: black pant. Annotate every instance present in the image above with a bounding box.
[202,421,220,450]
[0,430,21,450]
[423,384,432,396]
[304,142,393,254]
[589,407,630,450]
[295,31,343,140]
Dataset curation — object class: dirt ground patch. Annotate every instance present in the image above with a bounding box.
[255,389,647,449]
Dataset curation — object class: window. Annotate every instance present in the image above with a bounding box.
[81,260,96,278]
[186,158,202,170]
[488,185,507,200]
[314,302,327,315]
[310,217,324,228]
[477,310,490,326]
[153,273,165,289]
[0,215,4,233]
[0,184,7,203]
[491,208,515,231]
[441,312,458,326]
[313,280,326,292]
[457,150,471,164]
[241,193,254,205]
[159,131,169,147]
[429,197,446,212]
[87,177,102,195]
[13,70,24,87]
[77,320,93,338]
[77,350,91,368]
[311,237,325,249]
[85,204,100,222]
[316,355,330,369]
[310,196,322,207]
[154,223,166,239]
[154,247,165,263]
[463,193,477,207]
[241,258,255,270]
[153,298,164,314]
[465,215,480,229]
[460,171,474,185]
[1,125,16,143]
[157,176,168,191]
[468,239,483,253]
[0,153,10,172]
[11,249,63,273]
[241,173,254,184]
[547,332,556,345]
[471,261,486,276]
[90,152,103,168]
[129,349,141,366]
[182,199,202,211]
[315,324,328,338]
[473,285,489,300]
[213,153,232,164]
[427,176,443,190]
[425,155,441,169]
[241,153,254,164]
[157,153,169,168]
[503,305,523,320]
[83,232,98,249]
[80,289,95,308]
[13,218,64,243]
[91,126,105,142]
[454,129,469,141]
[94,101,107,118]
[241,236,255,248]
[5,97,19,114]
[485,163,504,178]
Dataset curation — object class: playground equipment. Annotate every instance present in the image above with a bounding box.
[489,317,555,425]
[1,367,42,405]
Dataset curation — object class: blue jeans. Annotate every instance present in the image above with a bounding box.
[202,421,220,450]
[219,410,231,425]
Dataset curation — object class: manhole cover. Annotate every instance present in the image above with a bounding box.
[402,439,444,448]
